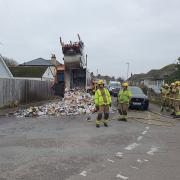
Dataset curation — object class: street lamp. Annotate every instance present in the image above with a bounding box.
[126,62,130,80]
[85,54,88,92]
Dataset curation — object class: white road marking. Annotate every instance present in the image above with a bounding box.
[116,152,123,158]
[125,143,139,151]
[137,159,143,163]
[116,173,129,179]
[146,126,150,130]
[147,146,159,155]
[142,130,147,135]
[107,159,115,163]
[144,159,149,162]
[137,136,143,141]
[130,165,139,170]
[80,171,87,176]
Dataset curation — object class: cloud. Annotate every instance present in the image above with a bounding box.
[0,0,180,77]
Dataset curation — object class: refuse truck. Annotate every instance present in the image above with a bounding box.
[60,34,91,90]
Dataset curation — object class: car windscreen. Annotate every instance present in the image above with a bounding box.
[129,87,143,94]
[110,83,120,88]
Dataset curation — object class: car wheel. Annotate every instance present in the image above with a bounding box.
[143,106,148,110]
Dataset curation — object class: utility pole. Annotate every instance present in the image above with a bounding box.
[126,62,130,80]
[85,54,88,92]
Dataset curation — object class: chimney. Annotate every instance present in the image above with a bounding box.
[51,54,57,66]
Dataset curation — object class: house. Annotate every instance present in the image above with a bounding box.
[129,72,164,89]
[0,54,13,78]
[143,69,164,88]
[19,55,61,77]
[128,73,146,86]
[9,66,54,81]
[128,64,177,89]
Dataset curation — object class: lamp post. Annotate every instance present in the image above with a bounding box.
[85,54,88,92]
[126,62,130,80]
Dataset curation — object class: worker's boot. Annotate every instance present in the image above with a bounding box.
[118,115,126,121]
[96,124,100,128]
[160,106,164,112]
[117,115,123,121]
[123,112,128,122]
[123,117,127,122]
[104,120,108,127]
[173,112,180,119]
[96,120,100,128]
[170,110,175,116]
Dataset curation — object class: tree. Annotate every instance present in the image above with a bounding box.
[111,76,115,81]
[97,74,101,79]
[90,72,95,79]
[116,77,124,83]
[178,57,180,64]
[3,56,18,67]
[164,57,180,83]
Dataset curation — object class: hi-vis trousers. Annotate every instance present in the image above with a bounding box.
[96,105,109,125]
[118,103,129,120]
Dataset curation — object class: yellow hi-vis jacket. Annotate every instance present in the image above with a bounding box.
[118,89,132,104]
[161,87,170,97]
[94,88,111,106]
[174,87,180,100]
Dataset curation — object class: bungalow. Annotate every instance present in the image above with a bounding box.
[128,64,177,89]
[9,66,54,81]
[143,69,164,88]
[128,73,146,86]
[0,54,13,78]
[19,54,61,77]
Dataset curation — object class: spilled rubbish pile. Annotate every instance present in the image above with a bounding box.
[12,89,95,118]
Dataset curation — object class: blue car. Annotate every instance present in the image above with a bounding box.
[128,86,149,110]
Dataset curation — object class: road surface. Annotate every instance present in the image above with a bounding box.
[0,103,179,180]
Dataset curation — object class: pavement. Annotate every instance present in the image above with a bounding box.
[0,101,180,180]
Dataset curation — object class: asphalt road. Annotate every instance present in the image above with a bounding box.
[0,102,180,180]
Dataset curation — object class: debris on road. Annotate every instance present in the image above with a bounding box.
[80,171,87,177]
[11,89,95,118]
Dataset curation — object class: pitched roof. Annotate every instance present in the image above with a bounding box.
[9,66,48,78]
[146,64,177,79]
[128,73,146,81]
[146,69,161,79]
[19,58,61,66]
[128,64,177,81]
[0,54,13,78]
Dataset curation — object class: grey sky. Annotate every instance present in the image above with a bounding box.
[0,0,180,78]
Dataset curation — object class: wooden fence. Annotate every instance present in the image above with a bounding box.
[0,78,53,108]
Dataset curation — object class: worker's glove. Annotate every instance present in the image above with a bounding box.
[95,105,99,111]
